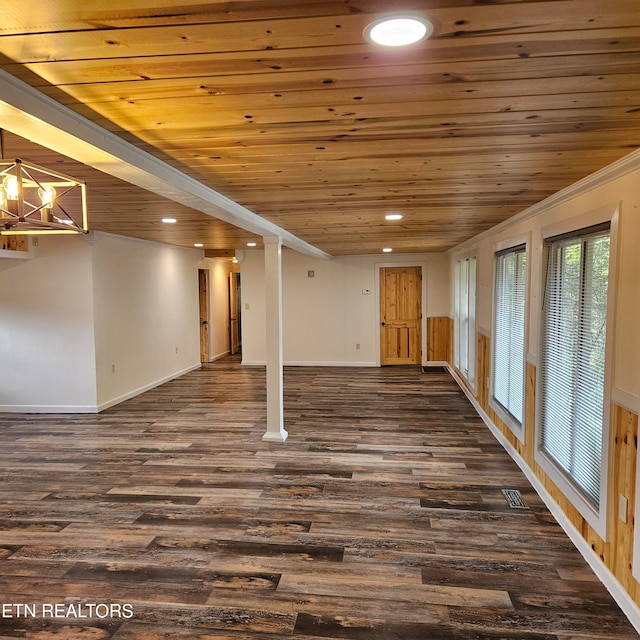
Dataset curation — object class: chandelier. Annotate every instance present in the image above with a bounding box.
[0,158,88,235]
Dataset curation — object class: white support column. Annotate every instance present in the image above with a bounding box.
[262,236,288,443]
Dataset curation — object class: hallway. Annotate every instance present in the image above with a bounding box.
[0,363,636,638]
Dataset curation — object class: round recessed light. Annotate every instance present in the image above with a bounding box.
[247,242,257,247]
[161,217,177,224]
[194,243,204,248]
[385,213,403,221]
[383,247,393,253]
[364,14,433,47]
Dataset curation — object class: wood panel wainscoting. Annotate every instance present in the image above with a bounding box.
[426,316,453,364]
[0,235,28,252]
[475,331,640,616]
[0,361,637,638]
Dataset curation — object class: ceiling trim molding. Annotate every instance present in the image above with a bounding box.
[0,70,329,260]
[449,146,640,254]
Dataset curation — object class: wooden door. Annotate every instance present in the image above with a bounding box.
[380,266,422,365]
[229,271,240,355]
[198,269,210,363]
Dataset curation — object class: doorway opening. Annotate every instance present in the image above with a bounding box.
[229,271,241,355]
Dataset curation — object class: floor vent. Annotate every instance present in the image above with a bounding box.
[502,489,528,509]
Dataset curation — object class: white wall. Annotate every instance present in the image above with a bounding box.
[0,235,98,411]
[241,250,267,364]
[92,232,201,409]
[0,231,202,412]
[241,250,450,366]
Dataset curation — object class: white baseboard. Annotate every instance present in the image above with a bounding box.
[447,365,640,635]
[209,350,231,362]
[285,360,377,367]
[0,403,99,414]
[0,363,203,414]
[241,360,377,367]
[97,363,201,412]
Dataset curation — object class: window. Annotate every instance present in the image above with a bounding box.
[538,224,610,519]
[454,256,476,387]
[491,245,527,437]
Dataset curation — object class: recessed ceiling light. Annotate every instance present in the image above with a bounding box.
[194,243,203,248]
[161,217,177,224]
[385,213,403,221]
[383,247,393,253]
[364,14,433,47]
[247,242,257,247]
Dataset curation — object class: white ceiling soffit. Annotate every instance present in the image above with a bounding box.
[0,69,329,259]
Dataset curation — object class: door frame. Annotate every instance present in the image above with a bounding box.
[198,268,210,363]
[375,261,428,367]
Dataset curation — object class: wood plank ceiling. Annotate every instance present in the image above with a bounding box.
[0,0,639,256]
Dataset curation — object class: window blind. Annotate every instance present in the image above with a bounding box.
[454,256,476,384]
[539,227,610,506]
[492,246,526,425]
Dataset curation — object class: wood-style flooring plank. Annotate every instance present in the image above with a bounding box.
[0,360,637,638]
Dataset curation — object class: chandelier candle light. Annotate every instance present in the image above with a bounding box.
[0,158,88,235]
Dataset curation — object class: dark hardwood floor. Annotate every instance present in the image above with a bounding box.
[0,362,637,639]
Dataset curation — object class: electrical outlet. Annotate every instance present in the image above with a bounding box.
[111,364,116,373]
[356,343,361,350]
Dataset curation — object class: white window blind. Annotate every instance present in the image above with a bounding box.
[492,246,526,425]
[539,226,610,506]
[454,256,476,386]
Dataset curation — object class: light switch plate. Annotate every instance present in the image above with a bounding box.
[619,494,628,523]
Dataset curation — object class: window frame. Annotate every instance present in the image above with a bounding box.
[534,205,619,540]
[454,254,477,391]
[489,235,530,443]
